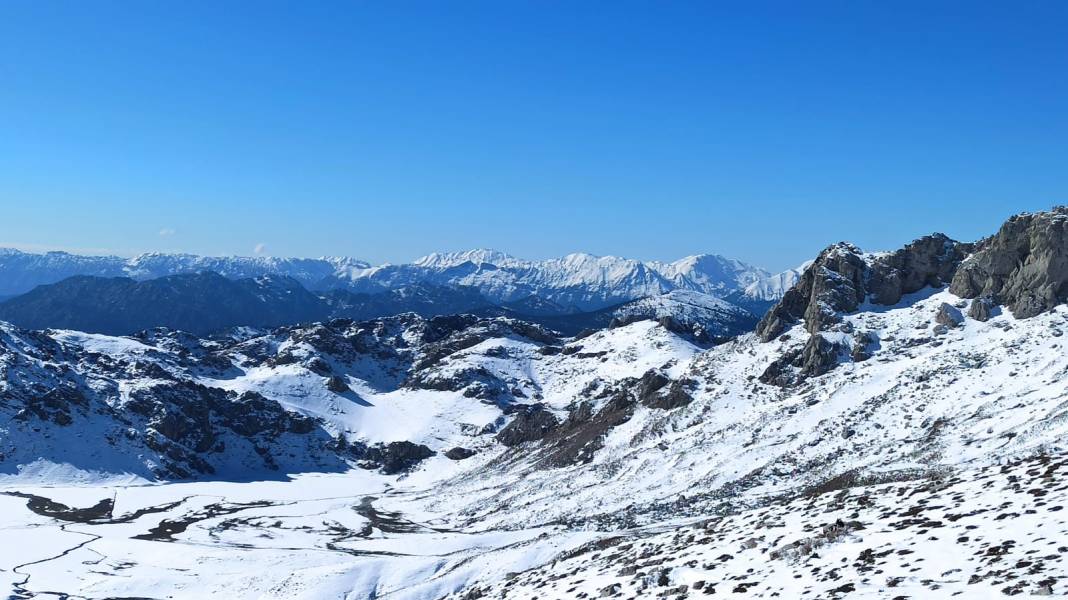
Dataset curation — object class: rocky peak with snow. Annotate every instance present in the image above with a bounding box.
[756,233,974,341]
[412,249,522,269]
[758,208,1068,347]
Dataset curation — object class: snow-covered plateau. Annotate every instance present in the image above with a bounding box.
[3,208,1068,599]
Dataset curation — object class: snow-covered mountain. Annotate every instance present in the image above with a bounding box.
[744,258,811,300]
[333,249,784,310]
[0,248,371,297]
[3,208,1068,599]
[0,247,793,310]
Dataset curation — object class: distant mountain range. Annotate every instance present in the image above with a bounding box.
[0,274,760,339]
[0,247,799,309]
[0,248,369,296]
[0,247,801,339]
[0,273,326,335]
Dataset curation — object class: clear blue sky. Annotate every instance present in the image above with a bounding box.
[1,1,1065,271]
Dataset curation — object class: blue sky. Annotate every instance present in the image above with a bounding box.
[1,1,1065,271]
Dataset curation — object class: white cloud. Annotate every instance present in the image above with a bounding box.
[158,228,176,237]
[253,243,268,255]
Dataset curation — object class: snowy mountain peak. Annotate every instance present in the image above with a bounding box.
[743,261,811,300]
[412,249,520,269]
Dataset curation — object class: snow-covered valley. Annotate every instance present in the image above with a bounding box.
[4,209,1068,598]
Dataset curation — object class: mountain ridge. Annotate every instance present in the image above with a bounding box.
[0,246,800,309]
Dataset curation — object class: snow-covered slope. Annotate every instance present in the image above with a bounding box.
[4,281,1067,597]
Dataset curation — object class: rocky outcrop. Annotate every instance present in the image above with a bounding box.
[759,335,846,387]
[540,388,636,467]
[868,234,972,305]
[756,243,867,342]
[360,441,435,474]
[13,384,88,426]
[950,207,1068,319]
[496,404,560,447]
[643,379,697,410]
[757,234,971,342]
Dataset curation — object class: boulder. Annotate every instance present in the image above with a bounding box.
[635,370,671,404]
[851,330,877,362]
[799,334,843,379]
[935,303,964,328]
[325,375,350,393]
[444,447,476,460]
[969,296,996,322]
[642,378,697,410]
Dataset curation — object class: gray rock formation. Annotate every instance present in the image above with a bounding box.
[325,375,351,393]
[756,243,867,342]
[868,234,973,305]
[950,207,1068,319]
[759,335,845,387]
[757,234,972,342]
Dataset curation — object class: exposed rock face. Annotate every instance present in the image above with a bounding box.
[868,235,972,305]
[635,371,670,404]
[950,207,1068,319]
[496,404,560,447]
[756,243,867,342]
[850,330,878,362]
[757,234,971,342]
[539,388,635,467]
[759,335,846,387]
[14,384,87,426]
[642,378,697,410]
[361,441,435,474]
